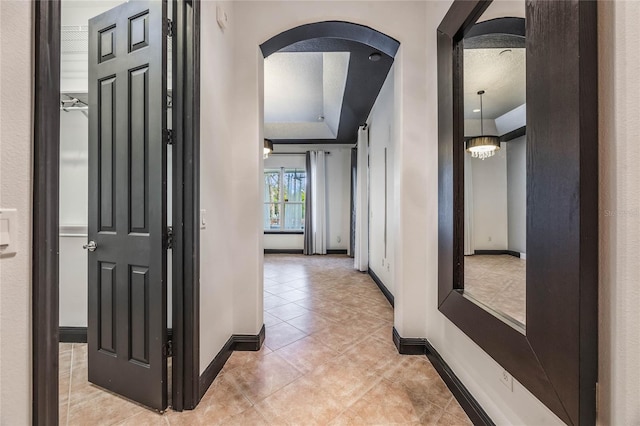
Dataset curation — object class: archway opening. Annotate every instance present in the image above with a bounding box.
[260,21,399,355]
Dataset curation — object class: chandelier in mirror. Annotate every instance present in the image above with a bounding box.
[465,90,500,160]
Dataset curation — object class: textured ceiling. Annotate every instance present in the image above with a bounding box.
[464,1,526,122]
[463,47,525,120]
[264,52,349,140]
[264,52,324,123]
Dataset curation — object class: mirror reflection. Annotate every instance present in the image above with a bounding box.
[462,7,526,327]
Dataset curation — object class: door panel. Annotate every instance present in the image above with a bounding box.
[98,77,116,231]
[99,262,117,354]
[88,0,167,411]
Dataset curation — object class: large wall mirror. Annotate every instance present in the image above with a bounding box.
[438,1,597,424]
[462,8,526,329]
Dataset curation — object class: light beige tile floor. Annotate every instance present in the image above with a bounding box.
[464,254,526,325]
[59,254,471,425]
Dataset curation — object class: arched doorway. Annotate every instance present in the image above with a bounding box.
[259,20,399,355]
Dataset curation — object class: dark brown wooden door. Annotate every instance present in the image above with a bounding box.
[87,0,168,411]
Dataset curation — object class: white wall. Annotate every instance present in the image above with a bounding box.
[2,1,637,424]
[507,136,526,254]
[325,148,350,251]
[263,145,350,251]
[598,2,640,424]
[59,109,89,327]
[59,235,88,327]
[199,1,237,373]
[465,117,527,254]
[368,67,395,293]
[230,0,433,342]
[230,0,428,335]
[465,108,526,255]
[0,1,33,423]
[264,233,304,250]
[469,145,509,251]
[467,140,526,254]
[59,111,89,226]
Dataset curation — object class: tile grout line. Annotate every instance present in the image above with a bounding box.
[327,371,386,423]
[250,396,275,425]
[227,351,306,409]
[264,310,393,422]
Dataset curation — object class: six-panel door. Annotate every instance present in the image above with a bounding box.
[87,0,168,411]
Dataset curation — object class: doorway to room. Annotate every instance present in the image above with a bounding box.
[259,21,399,350]
[33,0,200,423]
[58,0,172,417]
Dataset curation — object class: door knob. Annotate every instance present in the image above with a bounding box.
[83,241,98,252]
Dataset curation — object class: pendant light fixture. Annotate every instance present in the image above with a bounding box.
[263,139,274,159]
[466,90,500,160]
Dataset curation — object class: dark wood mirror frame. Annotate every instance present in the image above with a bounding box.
[437,1,597,425]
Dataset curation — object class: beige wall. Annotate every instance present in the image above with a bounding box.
[0,1,33,424]
[469,144,509,251]
[368,67,396,293]
[199,1,238,373]
[598,2,640,424]
[230,0,434,339]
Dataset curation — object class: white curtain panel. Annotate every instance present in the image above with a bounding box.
[311,151,327,254]
[464,153,475,255]
[303,150,327,255]
[303,152,313,255]
[354,126,369,271]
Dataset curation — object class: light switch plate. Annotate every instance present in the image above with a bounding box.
[0,208,18,256]
[200,209,207,229]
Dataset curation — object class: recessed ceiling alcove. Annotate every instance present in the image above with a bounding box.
[260,21,400,145]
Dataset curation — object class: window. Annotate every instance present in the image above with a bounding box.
[264,168,306,231]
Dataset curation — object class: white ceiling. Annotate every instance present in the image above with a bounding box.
[463,47,526,120]
[464,0,526,123]
[264,52,350,140]
[477,0,525,21]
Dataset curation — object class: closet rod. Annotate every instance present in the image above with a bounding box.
[60,106,88,111]
[270,152,330,155]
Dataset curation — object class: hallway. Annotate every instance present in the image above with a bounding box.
[59,255,470,425]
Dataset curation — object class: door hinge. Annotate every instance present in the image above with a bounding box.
[167,19,174,37]
[165,129,174,145]
[163,340,173,357]
[166,226,174,250]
